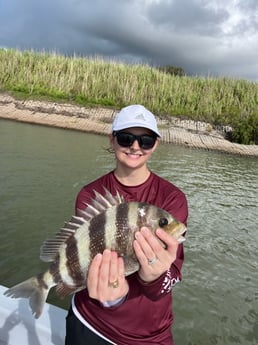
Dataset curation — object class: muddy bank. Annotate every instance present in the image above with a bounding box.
[0,93,257,157]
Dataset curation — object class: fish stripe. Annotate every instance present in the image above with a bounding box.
[135,202,149,228]
[102,207,118,250]
[126,203,139,230]
[37,272,49,290]
[89,211,107,256]
[65,236,84,284]
[49,254,62,284]
[145,204,153,228]
[74,223,91,281]
[114,203,130,254]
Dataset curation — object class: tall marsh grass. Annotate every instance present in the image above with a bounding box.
[0,48,257,144]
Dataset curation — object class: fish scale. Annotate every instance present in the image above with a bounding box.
[4,187,186,318]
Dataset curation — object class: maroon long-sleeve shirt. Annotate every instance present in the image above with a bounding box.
[73,171,188,345]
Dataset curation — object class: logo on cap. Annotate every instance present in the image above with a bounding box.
[134,113,146,121]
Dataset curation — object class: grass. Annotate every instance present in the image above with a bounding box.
[0,48,257,144]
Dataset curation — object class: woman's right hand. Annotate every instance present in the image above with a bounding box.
[87,249,129,304]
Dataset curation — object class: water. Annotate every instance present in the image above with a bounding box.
[1,119,257,345]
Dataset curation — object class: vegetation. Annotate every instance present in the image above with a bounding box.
[157,65,185,76]
[0,48,257,144]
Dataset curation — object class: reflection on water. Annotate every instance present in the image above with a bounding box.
[1,120,258,345]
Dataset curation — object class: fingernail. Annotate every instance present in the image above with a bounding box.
[95,253,102,260]
[141,227,150,235]
[156,228,162,235]
[111,251,118,259]
[103,249,111,256]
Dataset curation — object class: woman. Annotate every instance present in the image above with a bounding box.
[65,104,188,345]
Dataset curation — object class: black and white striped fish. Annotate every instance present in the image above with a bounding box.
[4,188,186,318]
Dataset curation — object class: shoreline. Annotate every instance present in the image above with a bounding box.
[0,93,258,157]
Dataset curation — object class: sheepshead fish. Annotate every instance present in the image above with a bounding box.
[4,188,186,318]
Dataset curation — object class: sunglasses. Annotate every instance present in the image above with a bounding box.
[113,131,157,150]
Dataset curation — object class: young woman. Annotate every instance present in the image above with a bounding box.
[65,104,188,345]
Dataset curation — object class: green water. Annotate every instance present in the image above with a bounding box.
[0,119,257,345]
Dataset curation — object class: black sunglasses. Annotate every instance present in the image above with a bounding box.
[113,131,157,150]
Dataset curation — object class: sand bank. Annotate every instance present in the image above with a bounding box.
[0,93,257,157]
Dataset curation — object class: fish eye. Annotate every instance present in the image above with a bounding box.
[159,218,168,227]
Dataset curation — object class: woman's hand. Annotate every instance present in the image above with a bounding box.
[133,227,179,282]
[87,249,129,304]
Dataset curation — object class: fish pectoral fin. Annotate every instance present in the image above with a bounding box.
[123,256,140,276]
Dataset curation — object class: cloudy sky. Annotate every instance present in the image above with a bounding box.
[1,0,258,81]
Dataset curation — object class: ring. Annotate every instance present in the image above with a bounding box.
[108,279,119,288]
[147,257,157,265]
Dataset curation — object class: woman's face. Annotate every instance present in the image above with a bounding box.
[110,127,159,170]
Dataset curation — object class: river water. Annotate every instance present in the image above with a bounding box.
[0,119,257,345]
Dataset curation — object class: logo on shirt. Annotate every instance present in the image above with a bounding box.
[161,270,180,294]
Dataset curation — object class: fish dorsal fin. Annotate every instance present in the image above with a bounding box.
[40,188,123,262]
[77,187,124,221]
[40,216,87,262]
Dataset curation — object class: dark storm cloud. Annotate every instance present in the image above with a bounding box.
[0,0,257,80]
[147,0,229,36]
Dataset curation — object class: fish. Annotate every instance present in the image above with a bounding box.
[4,188,186,318]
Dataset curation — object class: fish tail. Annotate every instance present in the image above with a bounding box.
[4,272,54,318]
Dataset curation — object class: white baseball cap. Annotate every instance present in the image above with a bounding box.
[112,104,161,137]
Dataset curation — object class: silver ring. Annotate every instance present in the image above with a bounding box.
[147,257,157,265]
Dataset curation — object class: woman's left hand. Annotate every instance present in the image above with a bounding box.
[133,227,179,282]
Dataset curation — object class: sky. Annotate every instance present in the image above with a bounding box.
[0,0,258,81]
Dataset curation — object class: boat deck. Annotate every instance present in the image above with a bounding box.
[0,285,66,345]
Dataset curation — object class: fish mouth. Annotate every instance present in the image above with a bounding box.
[177,226,187,243]
[165,221,187,242]
[178,234,186,244]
